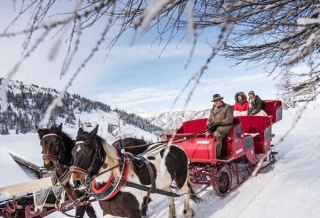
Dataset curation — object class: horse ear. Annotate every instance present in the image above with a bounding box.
[58,123,62,131]
[89,125,99,137]
[78,128,84,135]
[35,125,40,133]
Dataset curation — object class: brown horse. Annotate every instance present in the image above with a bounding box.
[37,124,149,217]
[36,124,97,218]
[69,125,201,218]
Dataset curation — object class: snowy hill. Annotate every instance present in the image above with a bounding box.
[1,102,319,217]
[0,79,161,142]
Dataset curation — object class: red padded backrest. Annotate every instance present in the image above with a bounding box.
[181,118,242,136]
[262,100,282,123]
[182,118,208,133]
[237,116,271,138]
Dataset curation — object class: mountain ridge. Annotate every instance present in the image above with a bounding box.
[0,78,161,142]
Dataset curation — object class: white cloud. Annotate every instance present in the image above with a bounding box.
[91,71,278,113]
[94,87,180,107]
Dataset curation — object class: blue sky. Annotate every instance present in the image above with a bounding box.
[0,2,280,114]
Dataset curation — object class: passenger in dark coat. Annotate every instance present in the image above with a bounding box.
[207,94,234,157]
[247,91,267,116]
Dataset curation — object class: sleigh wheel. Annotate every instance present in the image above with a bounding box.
[214,171,230,196]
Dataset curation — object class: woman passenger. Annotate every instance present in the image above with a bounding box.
[233,91,248,116]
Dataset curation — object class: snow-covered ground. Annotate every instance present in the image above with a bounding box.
[1,104,320,218]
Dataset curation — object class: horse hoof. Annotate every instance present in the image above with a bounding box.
[183,208,195,217]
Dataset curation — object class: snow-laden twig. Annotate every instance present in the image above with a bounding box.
[251,150,271,177]
[287,32,318,64]
[49,1,83,63]
[139,0,171,30]
[186,0,195,42]
[38,90,65,127]
[38,2,116,126]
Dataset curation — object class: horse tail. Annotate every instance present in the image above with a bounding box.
[187,178,202,203]
[86,203,97,218]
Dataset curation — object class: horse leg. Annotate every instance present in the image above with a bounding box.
[99,192,141,218]
[75,205,86,218]
[167,195,176,218]
[181,181,194,218]
[85,203,97,218]
[140,196,151,218]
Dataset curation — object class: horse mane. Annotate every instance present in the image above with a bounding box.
[95,135,121,179]
[57,130,75,151]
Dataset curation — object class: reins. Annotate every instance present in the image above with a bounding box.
[123,130,208,151]
[69,140,106,177]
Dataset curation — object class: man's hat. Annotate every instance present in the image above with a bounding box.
[211,94,224,102]
[248,90,255,95]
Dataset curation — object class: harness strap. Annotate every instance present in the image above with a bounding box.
[93,164,119,178]
[133,154,156,216]
[69,165,88,175]
[42,133,62,139]
[53,168,70,186]
[43,154,59,161]
[125,181,180,198]
[141,142,167,156]
[61,198,96,213]
[135,155,156,193]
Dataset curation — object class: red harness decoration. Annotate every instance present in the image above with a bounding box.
[91,174,115,194]
[91,154,129,201]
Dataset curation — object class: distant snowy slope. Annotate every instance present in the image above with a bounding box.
[0,78,161,142]
[149,109,210,132]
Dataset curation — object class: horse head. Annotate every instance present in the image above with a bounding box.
[69,125,120,190]
[36,123,74,172]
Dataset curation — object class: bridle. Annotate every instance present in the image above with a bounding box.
[69,140,106,179]
[41,133,65,163]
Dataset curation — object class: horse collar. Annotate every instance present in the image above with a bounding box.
[90,153,129,201]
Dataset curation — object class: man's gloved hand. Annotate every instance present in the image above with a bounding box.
[207,123,216,132]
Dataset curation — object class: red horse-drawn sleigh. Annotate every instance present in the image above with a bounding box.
[165,100,282,195]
